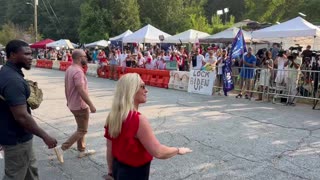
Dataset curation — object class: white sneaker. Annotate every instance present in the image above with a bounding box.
[54,146,64,163]
[78,149,96,158]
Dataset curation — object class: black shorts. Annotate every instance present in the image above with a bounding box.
[112,158,151,180]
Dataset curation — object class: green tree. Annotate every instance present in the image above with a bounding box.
[38,0,84,42]
[181,0,213,33]
[138,0,187,34]
[299,0,320,24]
[244,0,304,23]
[108,0,141,37]
[186,14,212,33]
[203,0,245,23]
[4,0,34,29]
[78,0,111,43]
[0,22,34,45]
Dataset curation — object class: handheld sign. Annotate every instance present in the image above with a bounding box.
[188,70,215,95]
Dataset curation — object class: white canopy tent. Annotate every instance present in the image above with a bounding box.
[252,17,320,50]
[199,27,255,43]
[163,29,209,44]
[46,39,76,49]
[122,24,171,43]
[109,30,132,42]
[85,40,109,48]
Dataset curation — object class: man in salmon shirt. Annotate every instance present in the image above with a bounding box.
[54,49,96,163]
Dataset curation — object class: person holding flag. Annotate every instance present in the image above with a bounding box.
[223,29,247,96]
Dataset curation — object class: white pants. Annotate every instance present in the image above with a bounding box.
[286,77,298,103]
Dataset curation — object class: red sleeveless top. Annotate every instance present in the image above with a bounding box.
[104,111,153,167]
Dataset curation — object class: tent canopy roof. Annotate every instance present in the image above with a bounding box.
[85,40,109,48]
[30,39,55,49]
[46,39,76,49]
[109,30,132,41]
[163,29,209,43]
[199,27,254,43]
[252,17,320,39]
[123,24,171,43]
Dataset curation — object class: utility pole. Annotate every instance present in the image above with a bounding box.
[34,0,38,42]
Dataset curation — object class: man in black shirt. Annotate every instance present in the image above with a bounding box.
[301,45,313,65]
[0,40,57,180]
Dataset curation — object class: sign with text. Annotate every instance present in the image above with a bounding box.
[188,70,215,95]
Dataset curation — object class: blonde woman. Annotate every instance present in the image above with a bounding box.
[104,73,192,179]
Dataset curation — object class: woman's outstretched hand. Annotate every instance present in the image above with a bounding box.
[177,147,192,155]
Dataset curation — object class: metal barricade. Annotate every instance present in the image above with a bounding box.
[266,68,320,108]
[215,65,320,109]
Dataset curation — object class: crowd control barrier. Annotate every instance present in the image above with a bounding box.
[97,65,170,88]
[59,61,72,71]
[168,71,190,91]
[86,64,99,77]
[52,60,60,70]
[35,59,53,69]
[36,59,46,68]
[44,60,53,69]
[32,59,37,67]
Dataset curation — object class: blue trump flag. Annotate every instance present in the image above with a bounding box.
[223,29,247,94]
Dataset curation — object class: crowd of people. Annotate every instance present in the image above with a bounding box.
[232,44,319,105]
[33,42,319,104]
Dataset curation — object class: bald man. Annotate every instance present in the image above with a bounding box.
[54,49,96,163]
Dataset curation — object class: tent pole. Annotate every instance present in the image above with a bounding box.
[121,41,124,53]
[250,31,253,48]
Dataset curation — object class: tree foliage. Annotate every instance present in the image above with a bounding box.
[244,0,304,23]
[0,0,319,43]
[108,0,141,37]
[203,0,245,23]
[0,22,38,45]
[138,0,186,35]
[78,0,111,43]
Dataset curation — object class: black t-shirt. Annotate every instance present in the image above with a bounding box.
[191,54,197,67]
[0,61,33,145]
[302,50,312,61]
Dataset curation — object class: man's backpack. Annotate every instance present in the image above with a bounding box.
[0,80,43,110]
[26,80,43,110]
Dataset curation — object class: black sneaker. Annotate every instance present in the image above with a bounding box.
[236,94,242,98]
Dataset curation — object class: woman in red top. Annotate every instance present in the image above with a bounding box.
[67,50,73,62]
[104,73,192,180]
[98,50,107,64]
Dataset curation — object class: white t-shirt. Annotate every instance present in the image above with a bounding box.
[137,57,145,67]
[193,54,204,70]
[217,57,226,75]
[119,54,127,67]
[163,56,170,61]
[205,56,217,64]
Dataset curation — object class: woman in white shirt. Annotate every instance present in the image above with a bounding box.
[193,48,205,70]
[216,50,228,95]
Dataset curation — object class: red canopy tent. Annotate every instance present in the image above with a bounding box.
[30,39,54,49]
